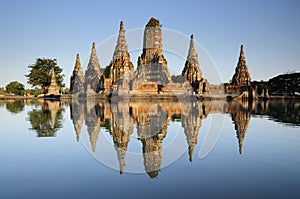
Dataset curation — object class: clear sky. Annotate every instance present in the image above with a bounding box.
[0,0,299,88]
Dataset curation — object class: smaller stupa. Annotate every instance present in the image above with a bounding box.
[46,69,60,96]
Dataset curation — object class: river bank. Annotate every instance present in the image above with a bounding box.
[1,94,299,101]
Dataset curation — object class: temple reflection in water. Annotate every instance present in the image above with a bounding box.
[228,101,251,154]
[68,99,254,178]
[14,98,299,178]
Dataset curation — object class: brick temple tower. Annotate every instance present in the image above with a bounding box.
[133,17,171,89]
[231,45,251,86]
[109,21,134,88]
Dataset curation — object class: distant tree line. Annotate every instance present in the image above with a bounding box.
[0,81,41,96]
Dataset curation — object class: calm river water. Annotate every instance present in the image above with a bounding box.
[0,99,299,198]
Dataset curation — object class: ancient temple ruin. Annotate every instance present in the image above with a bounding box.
[46,69,60,96]
[231,45,251,86]
[70,54,84,95]
[84,42,102,96]
[182,34,208,94]
[226,45,256,100]
[69,17,256,100]
[106,21,135,96]
[133,17,171,91]
[109,21,134,88]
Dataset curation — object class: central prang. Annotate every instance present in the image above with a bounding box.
[133,17,171,90]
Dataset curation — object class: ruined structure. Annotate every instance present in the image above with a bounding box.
[69,18,254,100]
[231,45,251,86]
[226,45,256,100]
[182,34,208,94]
[84,42,102,96]
[109,21,134,91]
[70,54,84,95]
[133,18,171,91]
[46,69,60,96]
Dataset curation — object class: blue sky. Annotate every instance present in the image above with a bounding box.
[0,0,299,88]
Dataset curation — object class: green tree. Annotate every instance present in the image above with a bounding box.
[27,87,41,96]
[0,87,6,95]
[5,81,25,95]
[25,58,65,93]
[63,87,70,94]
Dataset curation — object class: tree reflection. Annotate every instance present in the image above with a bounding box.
[27,100,63,137]
[5,100,25,114]
[254,100,300,126]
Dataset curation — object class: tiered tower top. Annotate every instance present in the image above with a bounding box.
[231,44,251,86]
[112,21,129,61]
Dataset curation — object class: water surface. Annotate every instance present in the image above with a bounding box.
[0,99,299,198]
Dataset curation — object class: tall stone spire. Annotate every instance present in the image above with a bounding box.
[182,34,202,84]
[231,44,251,86]
[187,35,199,65]
[239,44,246,64]
[138,17,167,65]
[70,54,84,94]
[112,21,129,60]
[109,21,134,87]
[51,69,57,84]
[133,17,170,89]
[84,42,102,94]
